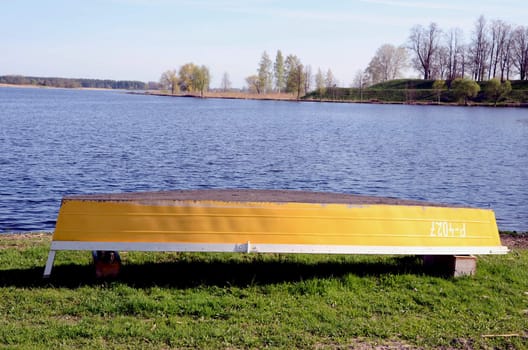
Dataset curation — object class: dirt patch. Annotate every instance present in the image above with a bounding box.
[0,232,51,249]
[500,234,528,249]
[64,189,450,207]
[316,339,420,349]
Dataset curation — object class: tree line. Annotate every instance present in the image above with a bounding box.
[360,15,528,88]
[158,15,527,99]
[245,50,337,99]
[159,63,210,96]
[408,16,527,81]
[0,75,148,90]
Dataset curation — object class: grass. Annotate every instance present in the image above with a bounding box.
[306,79,528,105]
[1,233,527,349]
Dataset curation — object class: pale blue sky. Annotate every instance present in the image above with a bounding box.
[1,0,526,88]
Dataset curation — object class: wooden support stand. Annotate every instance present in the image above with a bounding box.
[423,255,477,277]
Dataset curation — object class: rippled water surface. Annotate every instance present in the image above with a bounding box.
[1,87,527,232]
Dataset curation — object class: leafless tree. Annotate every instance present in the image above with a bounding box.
[512,25,528,80]
[488,20,512,80]
[245,75,261,94]
[498,26,515,81]
[408,23,442,79]
[220,72,232,92]
[469,15,490,81]
[315,68,325,95]
[325,68,336,88]
[352,69,369,88]
[443,28,465,80]
[366,44,408,83]
[159,69,179,94]
[303,65,313,94]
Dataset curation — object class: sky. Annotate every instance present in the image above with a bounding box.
[1,0,527,88]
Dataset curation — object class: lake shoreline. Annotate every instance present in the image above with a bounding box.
[139,90,528,108]
[2,83,526,108]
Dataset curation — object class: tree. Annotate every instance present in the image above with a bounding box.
[285,54,304,98]
[352,69,369,101]
[496,23,514,81]
[366,44,408,84]
[325,68,336,88]
[179,63,198,92]
[245,75,261,94]
[258,51,273,93]
[193,65,210,97]
[469,15,490,81]
[451,78,480,105]
[488,20,512,80]
[315,68,326,99]
[303,65,313,95]
[443,28,465,80]
[408,23,442,79]
[512,25,528,80]
[352,69,369,89]
[432,80,446,102]
[485,78,511,106]
[159,69,179,94]
[220,72,231,92]
[274,50,285,92]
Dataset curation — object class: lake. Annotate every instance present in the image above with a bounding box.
[1,87,527,232]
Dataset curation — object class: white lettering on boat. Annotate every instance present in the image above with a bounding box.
[430,222,466,238]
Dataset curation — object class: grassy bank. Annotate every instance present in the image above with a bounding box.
[1,233,527,349]
[305,79,528,106]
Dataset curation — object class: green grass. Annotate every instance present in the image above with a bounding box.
[1,234,527,349]
[369,79,436,90]
[306,79,528,105]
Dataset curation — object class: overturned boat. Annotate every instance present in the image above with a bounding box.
[44,189,507,277]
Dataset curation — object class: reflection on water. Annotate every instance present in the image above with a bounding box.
[0,87,527,232]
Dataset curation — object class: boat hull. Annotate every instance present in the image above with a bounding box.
[50,190,506,255]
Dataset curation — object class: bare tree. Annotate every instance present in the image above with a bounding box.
[352,69,369,101]
[245,75,261,94]
[498,25,515,81]
[488,20,512,79]
[325,68,336,88]
[408,23,442,79]
[159,69,179,94]
[469,15,490,81]
[512,25,528,80]
[352,69,369,88]
[444,28,465,80]
[220,72,231,92]
[315,68,326,99]
[303,65,313,94]
[431,45,449,79]
[366,44,408,84]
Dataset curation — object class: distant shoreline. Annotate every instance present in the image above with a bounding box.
[138,90,528,108]
[2,83,527,108]
[0,83,114,91]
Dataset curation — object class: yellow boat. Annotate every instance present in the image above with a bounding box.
[43,189,507,277]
